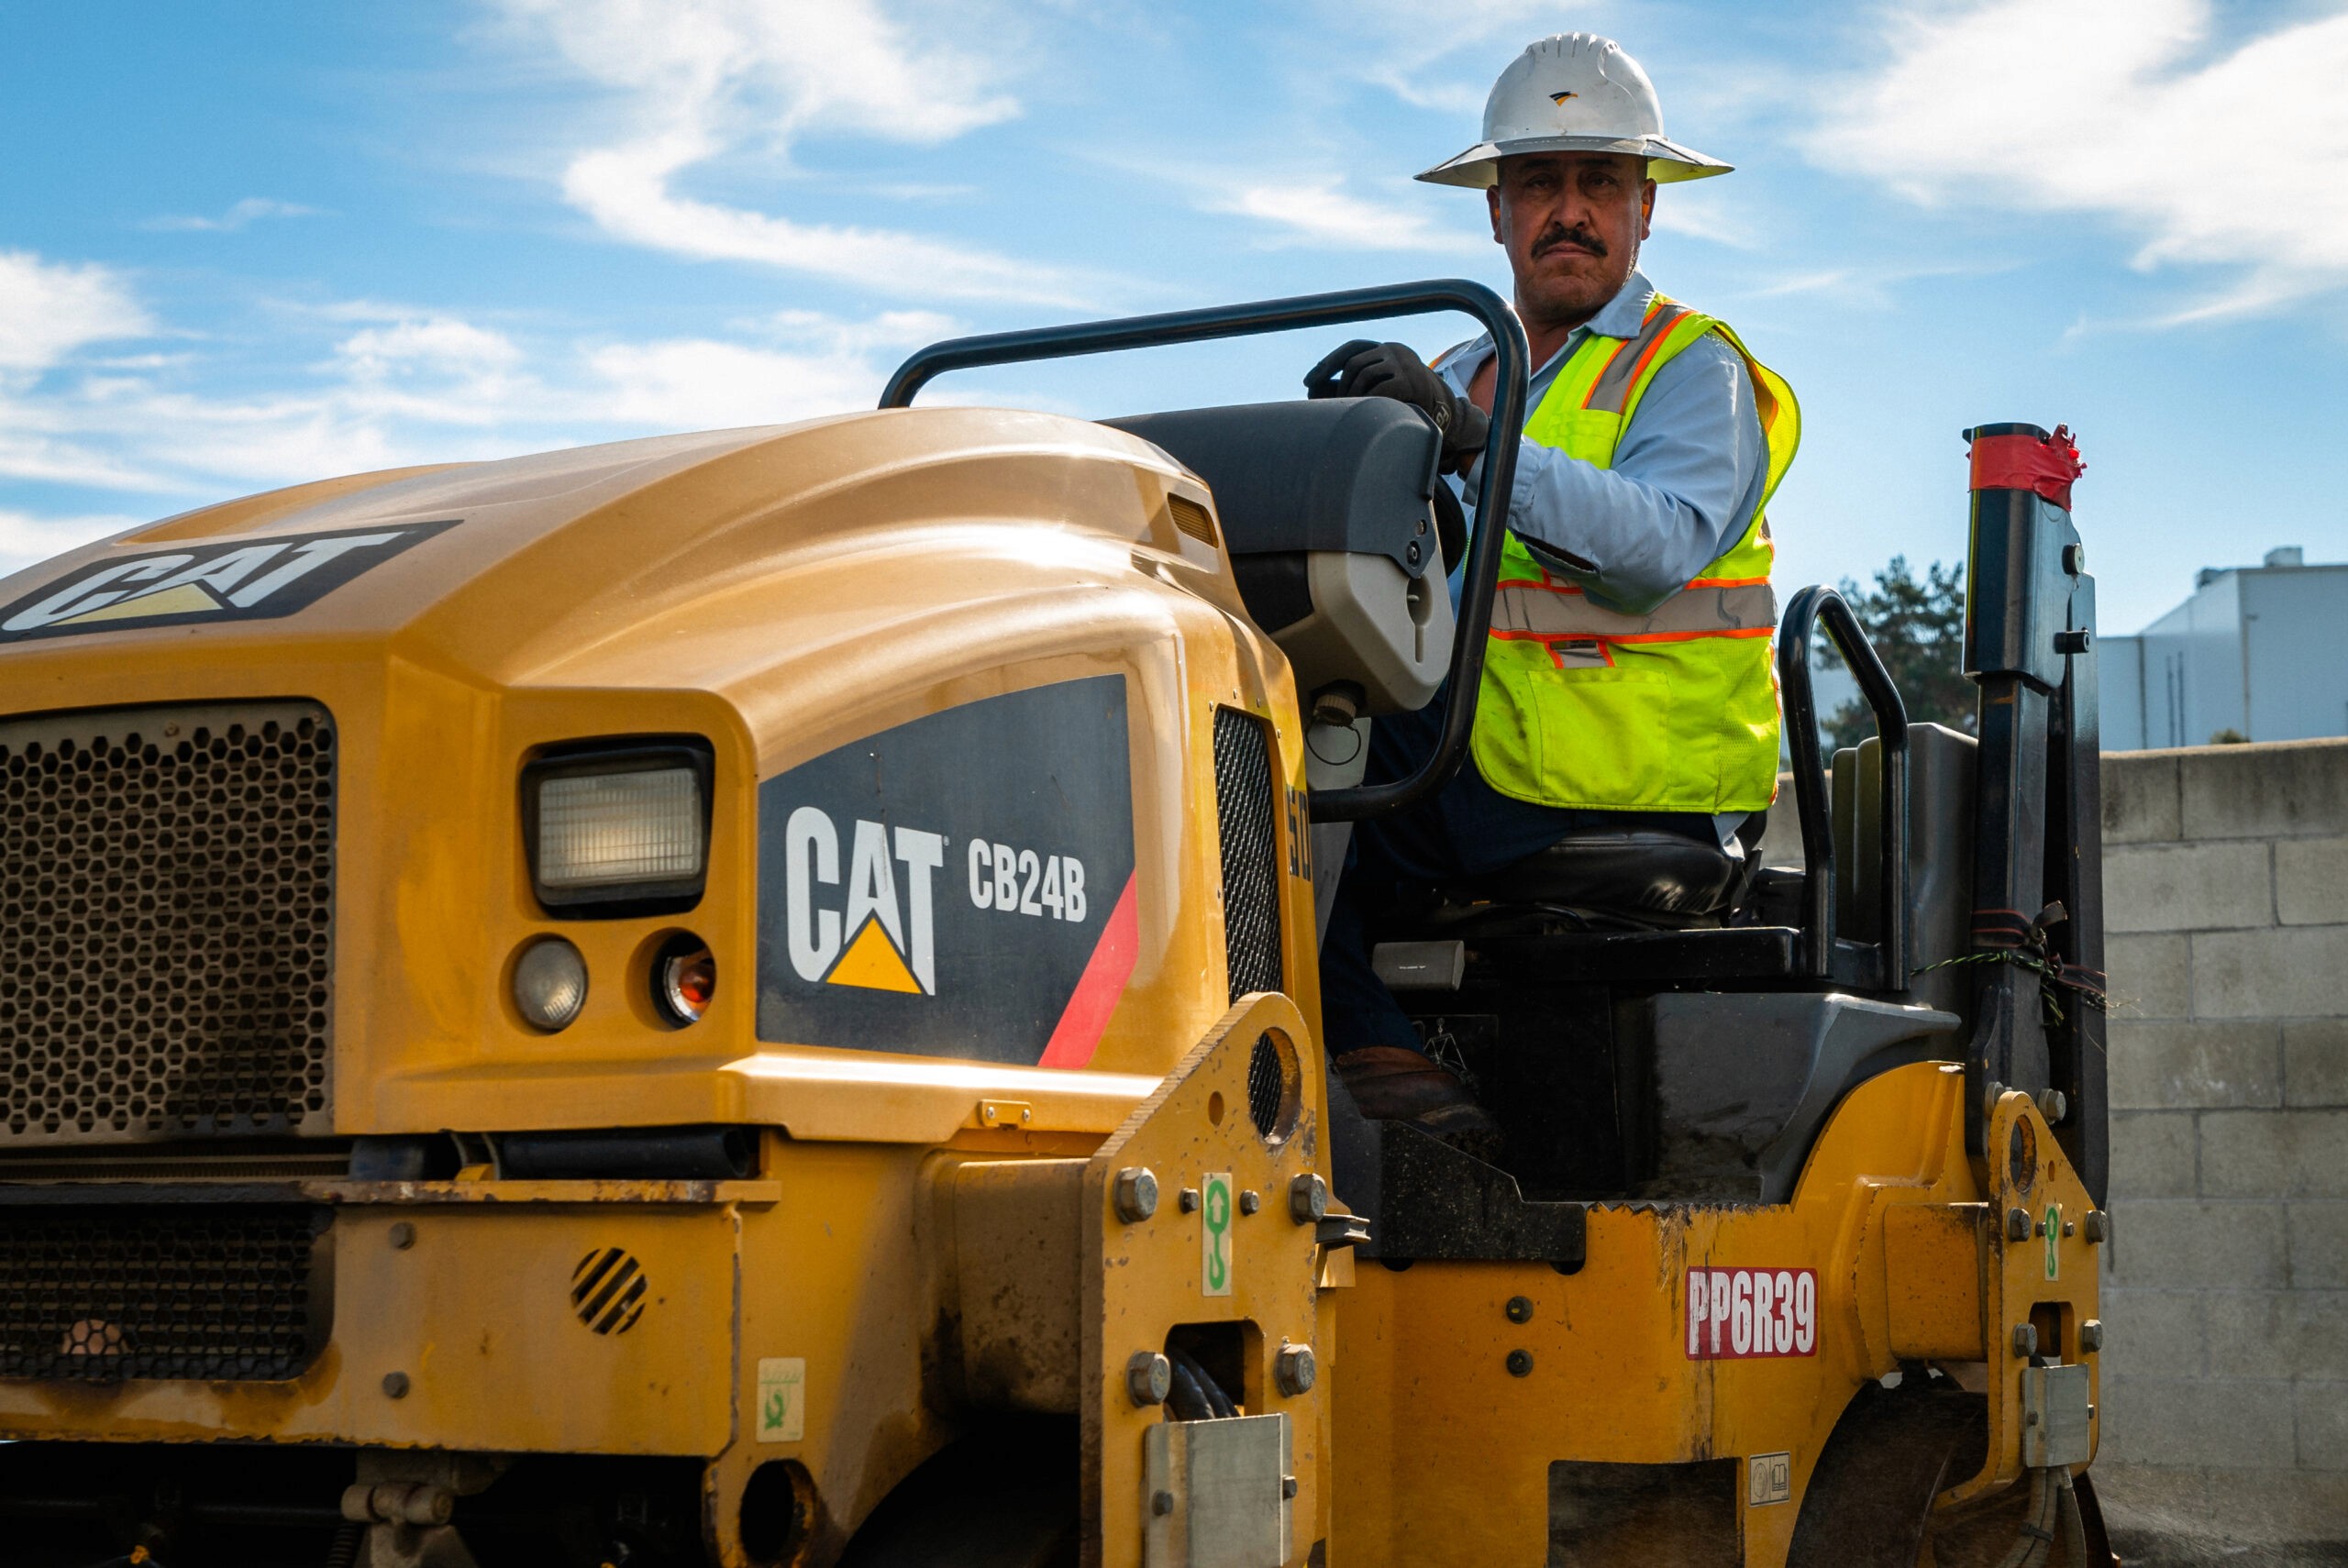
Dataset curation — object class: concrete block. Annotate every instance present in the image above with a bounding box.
[2106,933,2190,1020]
[2103,750,2182,844]
[2106,1201,2287,1288]
[2099,1376,2298,1467]
[2180,738,2348,840]
[2201,1110,2348,1198]
[2287,1020,2348,1108]
[2109,1110,2197,1198]
[2099,1288,2205,1378]
[2191,928,2348,1020]
[2208,1291,2348,1381]
[2106,841,2273,933]
[2277,837,2348,925]
[2108,1020,2281,1110]
[2289,1204,2348,1288]
[2297,1381,2348,1468]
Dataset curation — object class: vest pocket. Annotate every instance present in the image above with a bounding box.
[1527,662,1676,809]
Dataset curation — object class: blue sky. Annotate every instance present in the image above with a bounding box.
[3,0,2344,634]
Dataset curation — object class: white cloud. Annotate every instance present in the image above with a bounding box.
[0,252,152,372]
[1808,0,2348,317]
[584,308,954,427]
[0,510,141,580]
[1192,174,1479,254]
[488,0,1091,304]
[143,197,321,233]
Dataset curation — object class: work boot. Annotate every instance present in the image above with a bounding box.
[1332,1046,1505,1163]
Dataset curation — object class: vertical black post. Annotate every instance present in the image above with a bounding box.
[2048,575,2109,1203]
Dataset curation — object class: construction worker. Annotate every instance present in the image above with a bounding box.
[1311,33,1799,1150]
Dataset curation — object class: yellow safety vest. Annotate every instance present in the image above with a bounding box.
[1469,294,1800,813]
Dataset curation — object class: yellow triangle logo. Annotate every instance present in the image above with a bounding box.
[825,917,924,994]
[59,583,224,624]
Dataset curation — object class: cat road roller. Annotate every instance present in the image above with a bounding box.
[0,281,2111,1566]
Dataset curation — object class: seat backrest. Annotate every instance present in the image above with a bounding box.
[1832,722,1977,1016]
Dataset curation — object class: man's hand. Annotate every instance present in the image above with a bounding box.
[1303,339,1490,476]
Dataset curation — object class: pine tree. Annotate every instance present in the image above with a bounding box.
[1813,557,1976,757]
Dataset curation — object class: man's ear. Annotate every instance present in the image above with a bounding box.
[1639,179,1656,242]
[1487,184,1505,245]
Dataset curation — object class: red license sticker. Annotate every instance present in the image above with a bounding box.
[1685,1268,1817,1359]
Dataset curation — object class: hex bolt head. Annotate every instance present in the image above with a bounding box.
[1275,1342,1317,1396]
[1113,1166,1159,1223]
[2079,1319,2105,1353]
[1282,1476,1300,1500]
[1151,1489,1175,1517]
[1505,1296,1534,1324]
[2054,629,2093,655]
[1289,1174,1329,1225]
[1180,1187,1201,1213]
[1506,1349,1534,1377]
[1239,1189,1261,1217]
[387,1221,416,1251]
[2063,543,2088,576]
[2007,1207,2034,1242]
[2082,1209,2110,1243]
[1126,1352,1172,1406]
[2036,1088,2069,1124]
[2012,1323,2038,1358]
[382,1371,411,1399]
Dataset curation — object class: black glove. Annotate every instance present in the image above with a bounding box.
[1303,339,1490,476]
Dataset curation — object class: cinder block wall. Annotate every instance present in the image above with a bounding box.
[2099,738,2348,1532]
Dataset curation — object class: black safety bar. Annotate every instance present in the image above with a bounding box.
[879,279,1531,823]
[1776,585,1911,987]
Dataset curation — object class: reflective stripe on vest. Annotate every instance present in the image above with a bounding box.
[1468,293,1800,815]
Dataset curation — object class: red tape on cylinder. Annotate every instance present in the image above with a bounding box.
[1968,425,2084,510]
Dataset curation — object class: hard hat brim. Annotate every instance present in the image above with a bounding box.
[1415,133,1732,189]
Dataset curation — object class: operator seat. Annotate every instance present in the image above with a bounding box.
[1440,815,1765,924]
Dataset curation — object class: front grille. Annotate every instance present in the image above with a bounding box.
[0,1204,328,1381]
[1212,708,1284,1002]
[0,701,336,1143]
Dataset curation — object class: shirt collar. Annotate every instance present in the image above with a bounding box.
[1438,269,1658,381]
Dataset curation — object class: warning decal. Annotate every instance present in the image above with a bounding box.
[0,522,457,642]
[755,676,1137,1066]
[756,1357,805,1443]
[1686,1267,1817,1359]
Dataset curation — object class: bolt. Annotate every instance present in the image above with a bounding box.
[2054,629,2092,655]
[1113,1166,1159,1223]
[2037,1088,2068,1124]
[2079,1319,2105,1353]
[2007,1207,2034,1242]
[1505,1296,1534,1324]
[2012,1324,2038,1359]
[1151,1490,1175,1517]
[1127,1352,1171,1407]
[2063,543,2088,576]
[1180,1187,1201,1213]
[382,1371,411,1399]
[387,1221,415,1251]
[1240,1189,1261,1217]
[2082,1209,2110,1243]
[1984,1079,2008,1120]
[2064,1220,2077,1238]
[1289,1174,1328,1225]
[1275,1342,1317,1396]
[1506,1349,1534,1377]
[1282,1476,1299,1500]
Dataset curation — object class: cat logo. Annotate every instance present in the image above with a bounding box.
[783,805,945,995]
[0,521,457,643]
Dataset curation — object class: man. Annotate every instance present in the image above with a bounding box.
[1310,33,1800,1150]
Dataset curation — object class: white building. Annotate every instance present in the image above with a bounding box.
[2102,547,2348,750]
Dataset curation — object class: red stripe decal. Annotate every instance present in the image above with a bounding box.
[1036,872,1140,1070]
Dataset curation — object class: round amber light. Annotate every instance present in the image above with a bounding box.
[658,942,716,1026]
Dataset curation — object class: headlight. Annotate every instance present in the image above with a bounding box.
[523,741,713,914]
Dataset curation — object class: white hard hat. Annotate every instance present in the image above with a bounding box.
[1417,33,1730,189]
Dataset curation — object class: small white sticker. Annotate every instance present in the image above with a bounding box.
[757,1357,805,1443]
[1202,1172,1234,1297]
[1748,1452,1791,1507]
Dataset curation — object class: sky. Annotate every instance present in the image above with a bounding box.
[4,0,2346,635]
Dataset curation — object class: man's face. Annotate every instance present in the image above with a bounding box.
[1487,152,1655,329]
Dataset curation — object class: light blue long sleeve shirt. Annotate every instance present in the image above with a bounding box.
[1436,270,1767,617]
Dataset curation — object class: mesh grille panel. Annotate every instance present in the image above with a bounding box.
[1212,708,1283,1002]
[0,1204,327,1381]
[0,702,336,1143]
[1247,1033,1287,1140]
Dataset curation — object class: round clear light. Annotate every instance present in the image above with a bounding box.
[514,936,589,1031]
[657,941,715,1026]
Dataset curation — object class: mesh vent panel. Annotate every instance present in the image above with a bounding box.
[1212,708,1283,1002]
[1247,1033,1289,1140]
[0,702,336,1143]
[0,1205,327,1381]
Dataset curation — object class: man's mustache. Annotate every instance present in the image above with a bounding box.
[1533,224,1607,259]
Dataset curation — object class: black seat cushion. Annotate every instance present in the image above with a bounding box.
[1444,829,1744,919]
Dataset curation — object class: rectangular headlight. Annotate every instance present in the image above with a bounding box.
[524,742,711,913]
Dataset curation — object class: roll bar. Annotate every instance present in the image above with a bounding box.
[879,279,1531,823]
[1775,585,1911,988]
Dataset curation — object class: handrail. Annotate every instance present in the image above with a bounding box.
[1775,585,1911,985]
[878,278,1530,823]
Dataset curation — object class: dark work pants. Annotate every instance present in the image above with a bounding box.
[1318,691,1720,1057]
